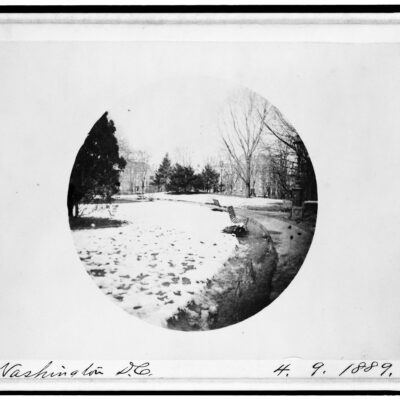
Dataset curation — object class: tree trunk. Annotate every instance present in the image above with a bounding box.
[67,202,73,217]
[74,203,79,218]
[245,181,251,198]
[67,184,75,217]
[246,158,251,198]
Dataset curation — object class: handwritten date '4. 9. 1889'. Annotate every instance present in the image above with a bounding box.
[273,361,394,378]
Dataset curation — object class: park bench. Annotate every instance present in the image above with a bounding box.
[213,198,223,207]
[211,198,225,212]
[227,206,249,230]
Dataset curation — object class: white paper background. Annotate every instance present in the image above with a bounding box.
[1,17,400,361]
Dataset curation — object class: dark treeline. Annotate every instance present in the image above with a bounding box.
[152,154,219,194]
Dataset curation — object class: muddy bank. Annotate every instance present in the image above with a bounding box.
[236,208,315,304]
[167,219,278,331]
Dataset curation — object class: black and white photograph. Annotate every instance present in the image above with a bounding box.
[68,78,317,330]
[1,8,400,392]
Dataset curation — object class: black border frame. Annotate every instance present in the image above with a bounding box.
[0,389,399,395]
[0,5,400,13]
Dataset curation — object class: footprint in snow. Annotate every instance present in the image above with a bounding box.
[117,283,132,290]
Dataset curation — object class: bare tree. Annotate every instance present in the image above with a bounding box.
[220,90,268,197]
[252,153,270,197]
[117,136,151,194]
[265,140,297,198]
[117,136,136,193]
[132,150,150,194]
[215,154,240,194]
[259,105,317,200]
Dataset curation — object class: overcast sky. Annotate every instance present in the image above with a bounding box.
[108,77,244,170]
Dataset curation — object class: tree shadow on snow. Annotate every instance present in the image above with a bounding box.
[69,216,128,231]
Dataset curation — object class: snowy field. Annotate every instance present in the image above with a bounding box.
[116,193,286,208]
[71,201,239,328]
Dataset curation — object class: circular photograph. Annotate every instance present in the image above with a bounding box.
[68,78,318,331]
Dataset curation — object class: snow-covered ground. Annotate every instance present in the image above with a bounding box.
[71,201,239,328]
[116,193,285,208]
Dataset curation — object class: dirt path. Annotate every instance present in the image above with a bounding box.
[237,209,315,303]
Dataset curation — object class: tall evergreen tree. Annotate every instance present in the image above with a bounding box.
[192,173,204,192]
[152,153,172,191]
[67,112,126,217]
[201,164,220,193]
[166,163,196,193]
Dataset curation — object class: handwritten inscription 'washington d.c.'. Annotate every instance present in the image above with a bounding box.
[0,361,152,379]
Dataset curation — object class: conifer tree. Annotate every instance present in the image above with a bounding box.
[67,112,126,217]
[152,153,172,191]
